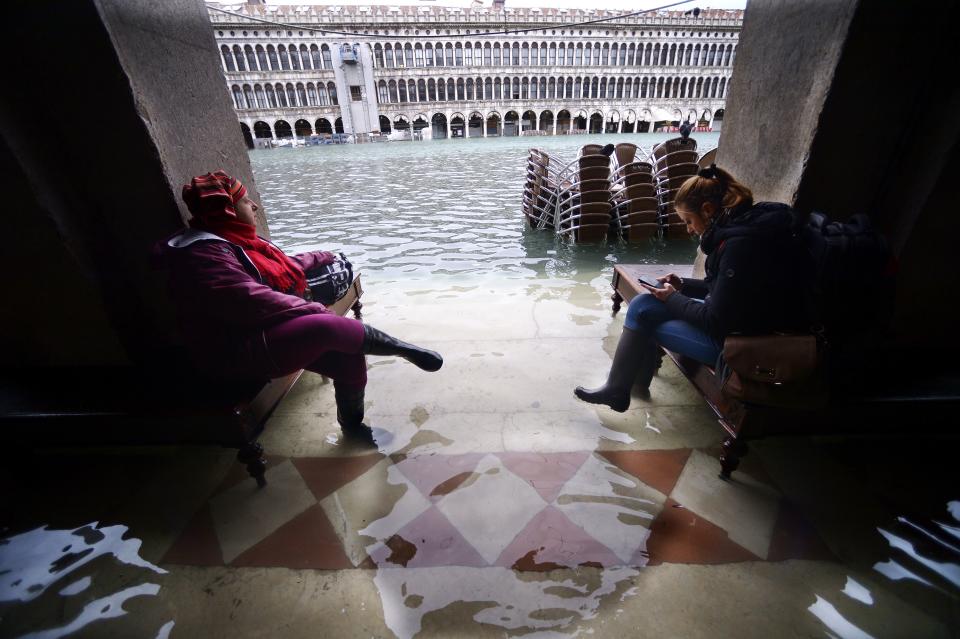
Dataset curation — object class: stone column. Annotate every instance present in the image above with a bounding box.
[552,117,557,136]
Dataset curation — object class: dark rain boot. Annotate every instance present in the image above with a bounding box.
[575,327,655,412]
[361,325,443,372]
[335,387,376,445]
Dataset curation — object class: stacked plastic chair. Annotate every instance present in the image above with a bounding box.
[609,143,659,242]
[651,137,699,238]
[554,144,612,242]
[522,148,558,229]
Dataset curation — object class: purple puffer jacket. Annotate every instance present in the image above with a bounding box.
[160,229,336,380]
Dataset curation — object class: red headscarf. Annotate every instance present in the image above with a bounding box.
[182,171,306,295]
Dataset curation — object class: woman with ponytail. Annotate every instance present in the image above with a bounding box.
[575,164,810,412]
[162,171,442,444]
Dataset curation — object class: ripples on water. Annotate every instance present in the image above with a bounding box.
[252,133,718,284]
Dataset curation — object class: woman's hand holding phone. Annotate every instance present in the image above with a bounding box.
[639,274,677,301]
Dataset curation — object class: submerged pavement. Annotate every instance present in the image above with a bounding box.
[3,273,957,638]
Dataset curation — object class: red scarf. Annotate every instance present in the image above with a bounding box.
[182,171,306,295]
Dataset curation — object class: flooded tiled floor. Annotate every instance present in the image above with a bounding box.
[3,275,959,637]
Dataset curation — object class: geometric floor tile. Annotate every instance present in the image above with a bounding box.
[495,505,623,570]
[599,448,692,496]
[367,505,487,568]
[554,453,666,563]
[392,453,486,502]
[646,498,759,565]
[161,504,224,566]
[497,451,591,502]
[670,449,782,559]
[209,460,317,563]
[437,454,547,564]
[293,454,385,502]
[231,504,353,569]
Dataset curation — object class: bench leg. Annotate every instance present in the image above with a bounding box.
[719,436,748,480]
[238,441,267,488]
[611,290,623,315]
[351,298,363,320]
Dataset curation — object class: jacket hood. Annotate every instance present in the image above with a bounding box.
[700,202,794,254]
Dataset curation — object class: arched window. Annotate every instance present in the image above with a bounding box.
[278,45,290,70]
[233,45,245,71]
[549,43,557,66]
[521,43,529,66]
[274,83,287,107]
[625,77,633,98]
[327,82,337,105]
[398,79,408,102]
[267,45,279,70]
[530,42,539,66]
[300,45,311,69]
[668,44,676,66]
[513,77,521,99]
[627,43,636,66]
[221,46,235,72]
[723,44,733,66]
[254,84,266,108]
[243,84,255,108]
[466,77,474,100]
[593,43,601,65]
[378,80,388,103]
[457,78,465,100]
[385,44,395,68]
[719,76,727,98]
[231,85,244,109]
[575,44,583,65]
[543,42,550,65]
[388,80,398,102]
[311,44,322,69]
[321,44,331,69]
[601,43,609,65]
[683,44,692,66]
[493,43,501,66]
[265,84,277,107]
[465,42,474,66]
[599,77,607,98]
[574,77,582,99]
[699,45,708,66]
[565,77,573,98]
[730,45,737,67]
[483,43,492,66]
[285,83,297,106]
[426,43,434,67]
[307,82,318,106]
[404,43,414,67]
[445,43,454,66]
[455,43,463,66]
[640,77,647,98]
[429,78,437,101]
[437,78,446,101]
[712,76,721,97]
[485,77,492,99]
[418,79,427,101]
[475,76,483,99]
[408,79,417,101]
[374,44,384,68]
[244,45,257,70]
[289,44,300,70]
[415,43,424,67]
[566,42,574,65]
[616,77,624,99]
[591,76,599,98]
[660,44,669,65]
[296,82,307,105]
[656,77,664,98]
[494,77,501,100]
[531,76,538,98]
[619,44,627,65]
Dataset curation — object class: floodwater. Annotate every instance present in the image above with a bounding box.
[253,132,713,285]
[5,132,959,638]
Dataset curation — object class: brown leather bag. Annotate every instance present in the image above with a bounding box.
[719,334,827,408]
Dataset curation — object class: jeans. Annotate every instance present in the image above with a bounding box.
[623,294,721,366]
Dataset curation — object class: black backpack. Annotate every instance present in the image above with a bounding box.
[797,212,898,341]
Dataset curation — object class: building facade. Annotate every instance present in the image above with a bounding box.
[209,3,742,144]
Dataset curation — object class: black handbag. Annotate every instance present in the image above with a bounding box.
[305,253,354,305]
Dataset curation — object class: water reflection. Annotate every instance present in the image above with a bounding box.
[0,523,169,639]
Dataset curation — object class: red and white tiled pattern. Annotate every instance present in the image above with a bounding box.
[163,448,833,570]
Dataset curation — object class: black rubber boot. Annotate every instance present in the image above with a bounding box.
[575,327,657,412]
[335,387,376,445]
[361,325,443,372]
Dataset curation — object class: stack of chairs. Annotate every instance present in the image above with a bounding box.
[554,144,612,242]
[651,137,699,238]
[609,143,659,242]
[522,148,558,229]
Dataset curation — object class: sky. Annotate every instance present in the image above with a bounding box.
[263,0,747,10]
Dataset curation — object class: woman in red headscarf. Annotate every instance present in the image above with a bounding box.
[162,170,442,444]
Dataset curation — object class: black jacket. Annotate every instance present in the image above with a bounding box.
[665,202,812,341]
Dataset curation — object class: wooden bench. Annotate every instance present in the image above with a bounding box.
[2,276,364,487]
[611,265,960,479]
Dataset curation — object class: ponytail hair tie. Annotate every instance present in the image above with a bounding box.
[697,163,726,188]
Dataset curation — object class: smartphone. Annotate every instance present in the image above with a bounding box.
[638,277,664,289]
